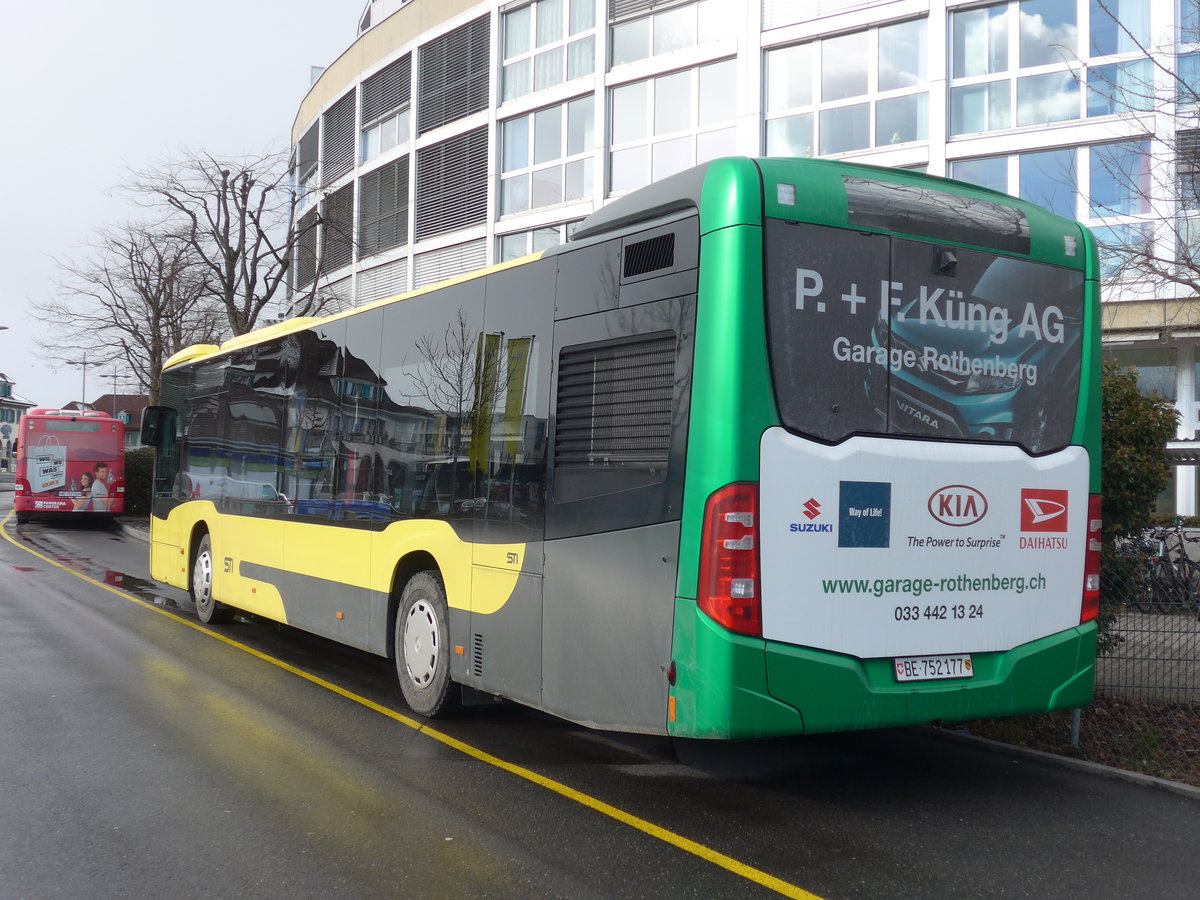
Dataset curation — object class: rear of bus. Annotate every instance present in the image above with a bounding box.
[14,409,126,522]
[670,159,1101,738]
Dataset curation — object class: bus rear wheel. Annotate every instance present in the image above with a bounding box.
[395,570,456,717]
[192,534,233,624]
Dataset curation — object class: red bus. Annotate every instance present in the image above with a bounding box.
[14,409,125,523]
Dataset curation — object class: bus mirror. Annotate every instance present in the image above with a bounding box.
[140,406,174,447]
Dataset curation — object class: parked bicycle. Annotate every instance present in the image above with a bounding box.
[1128,521,1200,615]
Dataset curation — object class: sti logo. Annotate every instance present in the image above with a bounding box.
[927,485,988,527]
[1021,489,1069,532]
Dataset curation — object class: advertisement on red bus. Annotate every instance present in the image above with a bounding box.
[14,409,125,521]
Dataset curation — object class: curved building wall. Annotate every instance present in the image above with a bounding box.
[287,0,1200,512]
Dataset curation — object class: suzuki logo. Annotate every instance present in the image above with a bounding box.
[1021,489,1069,532]
[803,498,822,520]
[928,485,988,527]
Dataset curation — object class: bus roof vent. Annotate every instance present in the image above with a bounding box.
[623,233,675,278]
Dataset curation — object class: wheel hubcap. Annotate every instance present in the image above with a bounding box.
[403,599,439,688]
[194,551,212,608]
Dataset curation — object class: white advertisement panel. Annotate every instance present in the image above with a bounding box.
[30,444,67,494]
[759,428,1089,659]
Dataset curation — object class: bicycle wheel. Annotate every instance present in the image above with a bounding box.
[1147,560,1178,613]
[1131,561,1158,613]
[1181,560,1200,617]
[1161,562,1192,613]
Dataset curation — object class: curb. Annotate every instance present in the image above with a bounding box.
[117,521,150,544]
[927,725,1200,800]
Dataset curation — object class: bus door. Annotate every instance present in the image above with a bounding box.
[465,263,554,709]
[540,222,698,733]
[219,346,288,620]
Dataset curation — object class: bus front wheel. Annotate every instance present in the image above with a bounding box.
[192,534,233,625]
[395,570,457,717]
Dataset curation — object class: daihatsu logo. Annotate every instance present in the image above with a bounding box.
[928,485,988,527]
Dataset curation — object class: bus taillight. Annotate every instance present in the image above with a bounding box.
[699,483,762,637]
[14,478,29,497]
[1081,494,1102,624]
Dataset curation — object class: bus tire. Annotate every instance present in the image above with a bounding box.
[15,514,29,525]
[395,570,457,717]
[192,533,233,625]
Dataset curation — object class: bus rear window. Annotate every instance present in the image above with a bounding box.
[764,219,1084,454]
[43,421,102,433]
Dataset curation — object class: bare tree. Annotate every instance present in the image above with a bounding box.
[35,223,223,403]
[128,150,335,337]
[1065,2,1200,322]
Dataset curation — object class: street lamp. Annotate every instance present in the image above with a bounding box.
[106,370,135,416]
[64,352,92,409]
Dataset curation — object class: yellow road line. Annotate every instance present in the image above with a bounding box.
[1,512,823,899]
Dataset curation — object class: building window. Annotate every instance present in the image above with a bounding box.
[950,0,1079,135]
[610,0,735,67]
[322,91,357,185]
[1020,147,1078,218]
[1104,347,1177,401]
[1090,222,1152,278]
[950,0,1152,136]
[609,58,737,193]
[358,156,410,258]
[500,96,594,215]
[502,0,596,103]
[322,183,355,271]
[1087,59,1153,116]
[950,139,1152,277]
[765,17,927,158]
[1088,140,1151,218]
[417,16,489,135]
[1090,0,1148,55]
[497,222,579,261]
[361,55,412,164]
[295,124,320,209]
[294,209,320,290]
[414,127,489,241]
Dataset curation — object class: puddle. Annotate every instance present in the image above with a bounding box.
[9,524,187,610]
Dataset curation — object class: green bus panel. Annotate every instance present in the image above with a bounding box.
[669,595,1096,739]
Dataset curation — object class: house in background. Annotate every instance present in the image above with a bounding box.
[0,373,35,470]
[61,394,149,450]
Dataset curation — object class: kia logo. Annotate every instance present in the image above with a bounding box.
[928,485,988,526]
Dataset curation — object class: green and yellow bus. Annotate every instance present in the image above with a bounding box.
[141,157,1102,738]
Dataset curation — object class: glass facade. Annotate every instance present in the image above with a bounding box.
[290,0,1200,508]
[765,18,928,158]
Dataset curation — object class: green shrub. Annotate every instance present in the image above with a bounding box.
[1102,361,1178,541]
[1098,362,1178,653]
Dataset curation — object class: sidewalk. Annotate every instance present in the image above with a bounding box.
[118,517,150,542]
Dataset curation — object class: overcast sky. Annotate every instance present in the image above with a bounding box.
[0,0,366,408]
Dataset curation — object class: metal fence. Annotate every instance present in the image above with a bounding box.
[1089,530,1200,784]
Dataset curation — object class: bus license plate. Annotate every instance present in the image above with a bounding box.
[894,654,973,682]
